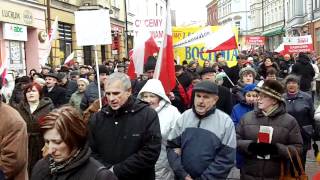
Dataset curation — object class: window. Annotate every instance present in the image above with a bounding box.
[156,3,158,16]
[160,6,163,16]
[58,22,72,60]
[112,0,119,8]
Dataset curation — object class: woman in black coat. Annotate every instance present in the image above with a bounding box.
[15,82,54,174]
[31,106,117,180]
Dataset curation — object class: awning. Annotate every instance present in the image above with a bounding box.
[262,27,285,37]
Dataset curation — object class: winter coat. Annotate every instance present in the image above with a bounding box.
[167,108,236,179]
[138,79,181,180]
[80,82,104,111]
[257,63,280,80]
[31,144,118,180]
[236,103,303,180]
[43,85,67,108]
[231,101,254,126]
[9,82,26,107]
[0,103,28,180]
[279,60,294,78]
[283,91,315,149]
[88,96,162,180]
[15,98,54,174]
[69,90,84,113]
[291,58,315,92]
[60,80,78,102]
[217,85,233,115]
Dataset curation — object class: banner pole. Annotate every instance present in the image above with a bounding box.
[94,45,102,109]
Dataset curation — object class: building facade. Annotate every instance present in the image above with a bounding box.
[207,0,219,26]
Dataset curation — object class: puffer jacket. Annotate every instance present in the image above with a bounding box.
[15,97,54,174]
[138,79,181,180]
[31,143,118,180]
[236,103,303,180]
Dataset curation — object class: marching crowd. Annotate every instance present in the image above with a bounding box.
[1,51,320,180]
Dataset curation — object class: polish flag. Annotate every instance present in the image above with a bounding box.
[0,55,8,86]
[153,0,176,94]
[204,25,237,53]
[127,32,160,79]
[64,51,75,65]
[40,16,59,66]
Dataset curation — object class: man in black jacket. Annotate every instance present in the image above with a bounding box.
[88,72,161,180]
[43,73,67,107]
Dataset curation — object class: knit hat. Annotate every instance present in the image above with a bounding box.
[239,66,257,78]
[77,78,90,86]
[193,80,219,95]
[255,80,284,102]
[242,84,257,95]
[284,74,300,85]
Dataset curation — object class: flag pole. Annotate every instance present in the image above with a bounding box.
[94,45,102,109]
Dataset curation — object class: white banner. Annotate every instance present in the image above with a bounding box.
[283,35,312,45]
[75,10,112,46]
[133,16,165,47]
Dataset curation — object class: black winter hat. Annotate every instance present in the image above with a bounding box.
[45,72,59,80]
[98,65,110,75]
[193,80,219,95]
[200,67,216,76]
[144,56,157,72]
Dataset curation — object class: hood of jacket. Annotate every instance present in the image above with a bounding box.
[137,79,171,104]
[20,97,53,113]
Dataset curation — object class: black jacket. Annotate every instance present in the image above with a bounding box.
[43,85,67,108]
[88,96,162,180]
[291,59,315,92]
[60,80,78,102]
[80,82,104,111]
[31,144,117,180]
[279,60,294,78]
[217,85,233,115]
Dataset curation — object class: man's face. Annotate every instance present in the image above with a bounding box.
[194,91,219,115]
[201,72,216,82]
[99,73,108,84]
[175,69,183,77]
[146,70,154,79]
[80,68,88,75]
[284,54,291,61]
[105,80,131,110]
[42,69,50,75]
[45,77,57,88]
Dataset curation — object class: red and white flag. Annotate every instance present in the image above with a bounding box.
[0,54,8,85]
[40,16,59,66]
[153,0,176,94]
[204,25,237,53]
[64,51,75,65]
[127,31,159,79]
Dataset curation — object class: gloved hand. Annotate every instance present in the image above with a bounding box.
[248,142,278,156]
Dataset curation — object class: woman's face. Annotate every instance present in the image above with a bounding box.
[245,91,258,105]
[77,81,87,93]
[242,73,254,84]
[204,61,210,68]
[141,92,161,109]
[286,81,299,93]
[26,86,40,103]
[44,128,71,163]
[89,74,95,81]
[257,93,277,111]
[264,58,273,67]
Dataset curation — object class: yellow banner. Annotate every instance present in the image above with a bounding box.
[173,26,239,67]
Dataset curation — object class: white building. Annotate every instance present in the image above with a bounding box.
[217,0,251,35]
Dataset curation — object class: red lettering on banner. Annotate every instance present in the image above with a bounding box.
[246,36,265,46]
[284,44,313,53]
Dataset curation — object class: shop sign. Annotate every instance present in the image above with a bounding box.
[0,4,34,26]
[283,35,313,53]
[245,36,265,46]
[3,23,27,41]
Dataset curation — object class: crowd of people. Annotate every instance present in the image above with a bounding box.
[0,51,319,180]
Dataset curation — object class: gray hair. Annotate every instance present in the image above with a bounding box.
[106,72,131,90]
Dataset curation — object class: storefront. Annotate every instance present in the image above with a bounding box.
[0,1,46,75]
[261,27,285,51]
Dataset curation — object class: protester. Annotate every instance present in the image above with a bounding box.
[291,53,315,93]
[88,72,161,180]
[43,72,67,107]
[69,78,89,112]
[9,76,31,107]
[14,82,54,174]
[167,80,236,179]
[0,77,28,180]
[257,56,280,80]
[279,54,293,78]
[31,106,118,180]
[283,74,315,168]
[236,80,303,179]
[57,72,78,102]
[138,79,180,180]
[80,65,109,111]
[41,65,51,76]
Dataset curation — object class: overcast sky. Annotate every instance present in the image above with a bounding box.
[171,0,211,25]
